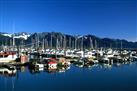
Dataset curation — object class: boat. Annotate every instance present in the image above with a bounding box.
[48,61,57,70]
[0,51,18,63]
[73,58,84,67]
[130,51,137,60]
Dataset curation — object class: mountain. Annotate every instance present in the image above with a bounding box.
[0,32,30,40]
[14,32,31,40]
[0,32,136,49]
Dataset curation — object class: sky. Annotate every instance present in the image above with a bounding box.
[0,0,136,41]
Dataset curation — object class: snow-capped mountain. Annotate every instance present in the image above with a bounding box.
[2,33,12,37]
[14,32,31,40]
[0,32,31,40]
[0,32,136,48]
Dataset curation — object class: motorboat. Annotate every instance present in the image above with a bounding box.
[0,51,18,63]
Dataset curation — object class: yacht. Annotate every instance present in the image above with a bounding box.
[0,51,18,63]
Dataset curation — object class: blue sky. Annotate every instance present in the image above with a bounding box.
[0,0,136,41]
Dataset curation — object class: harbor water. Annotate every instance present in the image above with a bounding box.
[0,61,137,91]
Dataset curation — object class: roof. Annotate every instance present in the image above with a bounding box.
[48,61,57,64]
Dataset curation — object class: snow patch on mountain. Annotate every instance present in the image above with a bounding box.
[1,32,31,40]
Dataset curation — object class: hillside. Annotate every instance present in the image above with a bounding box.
[0,32,136,49]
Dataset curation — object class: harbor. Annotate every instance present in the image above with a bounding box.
[0,0,136,91]
[0,47,137,66]
[0,32,137,91]
[0,46,137,91]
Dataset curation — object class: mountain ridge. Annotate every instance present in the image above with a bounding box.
[0,32,136,49]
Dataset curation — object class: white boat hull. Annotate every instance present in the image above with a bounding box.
[0,55,17,63]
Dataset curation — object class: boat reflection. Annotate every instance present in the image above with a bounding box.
[28,66,44,74]
[0,65,17,77]
[0,60,136,77]
[73,60,137,70]
[16,66,27,72]
[28,64,71,74]
[73,58,94,68]
[73,62,113,70]
[47,66,70,73]
[99,63,112,69]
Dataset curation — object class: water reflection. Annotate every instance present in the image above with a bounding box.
[28,65,71,74]
[0,65,16,77]
[0,61,136,77]
[0,60,136,91]
[73,60,137,71]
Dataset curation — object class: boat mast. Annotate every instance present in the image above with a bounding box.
[37,33,39,49]
[81,36,83,51]
[56,38,58,50]
[90,37,93,50]
[75,35,77,49]
[42,38,45,50]
[63,35,66,50]
[81,36,84,58]
[120,40,123,54]
[63,34,66,56]
[95,39,97,50]
[121,40,123,50]
[69,37,71,49]
[31,37,34,49]
[50,33,52,49]
[0,1,3,51]
[45,38,48,49]
[12,23,15,51]
[60,34,62,48]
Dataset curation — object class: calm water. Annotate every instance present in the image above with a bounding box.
[0,62,137,91]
